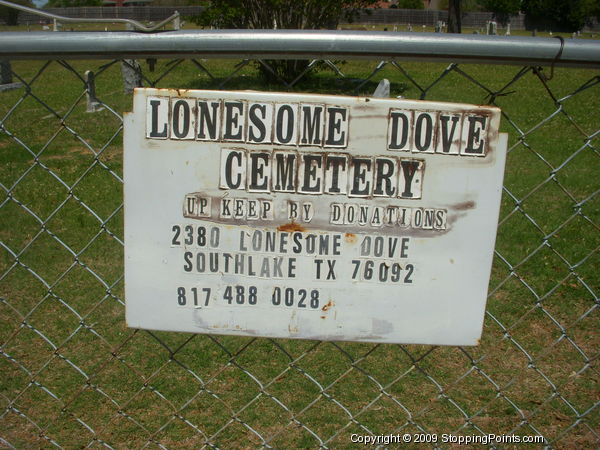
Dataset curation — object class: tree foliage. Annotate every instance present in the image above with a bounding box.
[438,0,484,12]
[522,0,599,31]
[0,0,35,25]
[194,0,378,81]
[196,0,377,30]
[394,0,424,9]
[478,0,520,24]
[46,0,102,6]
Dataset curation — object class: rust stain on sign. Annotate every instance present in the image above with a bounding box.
[453,200,476,211]
[344,233,357,244]
[277,222,306,232]
[322,300,335,312]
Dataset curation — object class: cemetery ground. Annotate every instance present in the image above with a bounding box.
[2,20,600,37]
[0,54,598,447]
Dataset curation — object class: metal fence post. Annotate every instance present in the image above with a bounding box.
[0,60,12,84]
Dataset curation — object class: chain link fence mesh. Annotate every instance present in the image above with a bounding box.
[0,50,598,448]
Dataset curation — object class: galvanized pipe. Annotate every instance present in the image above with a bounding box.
[0,0,180,32]
[1,30,599,68]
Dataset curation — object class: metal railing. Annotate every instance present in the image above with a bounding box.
[2,30,599,68]
[0,0,180,32]
[0,28,599,448]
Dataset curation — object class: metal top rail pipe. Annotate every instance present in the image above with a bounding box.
[0,0,180,32]
[1,30,599,68]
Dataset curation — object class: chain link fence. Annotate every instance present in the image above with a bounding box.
[0,31,598,448]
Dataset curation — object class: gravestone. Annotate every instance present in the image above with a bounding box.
[372,79,390,98]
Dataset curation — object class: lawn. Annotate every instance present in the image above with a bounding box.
[0,34,598,448]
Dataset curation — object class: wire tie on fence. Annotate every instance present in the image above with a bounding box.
[485,90,515,104]
[536,36,565,82]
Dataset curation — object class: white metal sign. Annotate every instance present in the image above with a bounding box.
[124,88,507,345]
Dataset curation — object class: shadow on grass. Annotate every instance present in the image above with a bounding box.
[178,73,409,98]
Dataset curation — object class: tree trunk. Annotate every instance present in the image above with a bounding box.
[447,0,461,34]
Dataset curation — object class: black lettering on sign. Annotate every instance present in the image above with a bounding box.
[437,114,461,154]
[223,101,245,141]
[463,115,488,155]
[423,208,435,229]
[183,252,193,272]
[184,195,211,219]
[325,107,348,147]
[220,149,246,190]
[330,203,343,225]
[274,104,298,145]
[434,210,447,230]
[272,287,319,309]
[233,199,246,219]
[398,159,424,199]
[197,100,221,141]
[387,110,411,151]
[324,155,348,194]
[272,151,297,192]
[385,206,397,226]
[171,98,195,140]
[351,259,415,284]
[299,154,323,194]
[345,204,358,224]
[326,259,336,280]
[147,97,168,138]
[248,152,270,192]
[300,104,324,146]
[413,112,436,153]
[220,199,232,218]
[172,225,181,246]
[247,103,271,144]
[349,158,373,197]
[412,208,423,228]
[261,200,273,220]
[373,157,397,197]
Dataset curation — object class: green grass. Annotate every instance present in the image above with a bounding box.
[1,19,600,38]
[0,44,598,448]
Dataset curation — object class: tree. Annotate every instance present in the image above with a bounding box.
[439,0,484,12]
[46,0,102,6]
[447,0,461,32]
[477,0,520,25]
[522,0,599,32]
[194,0,378,81]
[196,0,376,30]
[394,0,424,9]
[0,0,35,25]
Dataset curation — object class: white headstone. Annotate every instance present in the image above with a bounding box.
[372,79,390,98]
